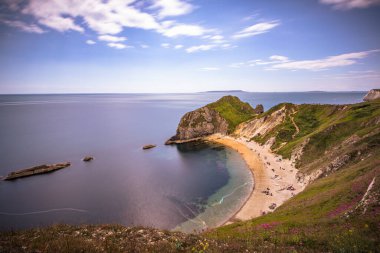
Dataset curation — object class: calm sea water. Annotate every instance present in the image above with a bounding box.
[0,92,365,231]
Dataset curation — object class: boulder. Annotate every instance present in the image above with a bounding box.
[143,144,156,150]
[83,156,94,162]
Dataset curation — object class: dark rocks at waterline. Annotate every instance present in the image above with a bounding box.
[82,156,94,162]
[4,162,71,180]
[143,144,156,150]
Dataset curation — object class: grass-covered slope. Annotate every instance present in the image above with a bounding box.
[208,99,380,252]
[207,95,256,132]
[251,100,380,170]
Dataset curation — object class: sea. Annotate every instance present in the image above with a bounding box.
[0,91,366,232]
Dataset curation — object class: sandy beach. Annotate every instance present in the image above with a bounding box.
[205,134,305,223]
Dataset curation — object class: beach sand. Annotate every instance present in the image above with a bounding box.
[205,134,305,223]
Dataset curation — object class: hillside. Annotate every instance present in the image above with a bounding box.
[208,98,380,252]
[1,97,379,252]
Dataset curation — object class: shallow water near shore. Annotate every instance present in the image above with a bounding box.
[0,92,365,231]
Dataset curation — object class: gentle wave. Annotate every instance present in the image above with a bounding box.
[0,208,88,216]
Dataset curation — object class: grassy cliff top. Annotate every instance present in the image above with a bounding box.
[207,95,256,132]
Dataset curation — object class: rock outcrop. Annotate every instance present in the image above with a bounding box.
[363,89,380,101]
[235,105,287,138]
[166,96,257,144]
[166,106,229,144]
[143,144,156,150]
[4,162,71,180]
[83,156,94,162]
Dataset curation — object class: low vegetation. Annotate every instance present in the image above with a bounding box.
[207,95,256,132]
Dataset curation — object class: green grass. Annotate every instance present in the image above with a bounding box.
[207,96,256,132]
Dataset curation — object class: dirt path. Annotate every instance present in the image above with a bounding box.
[290,110,300,139]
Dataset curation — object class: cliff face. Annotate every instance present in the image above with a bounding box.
[363,89,380,101]
[166,106,229,143]
[166,96,259,144]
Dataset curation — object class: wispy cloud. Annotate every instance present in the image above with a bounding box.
[1,20,45,34]
[98,35,127,42]
[272,50,379,70]
[230,55,288,68]
[158,22,208,37]
[151,0,194,18]
[186,44,216,53]
[232,21,280,39]
[174,44,183,49]
[320,0,380,9]
[230,51,379,71]
[107,43,128,49]
[86,40,96,45]
[161,43,170,48]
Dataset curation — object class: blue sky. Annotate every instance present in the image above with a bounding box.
[0,0,379,93]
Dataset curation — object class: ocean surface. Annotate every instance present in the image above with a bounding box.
[0,92,366,232]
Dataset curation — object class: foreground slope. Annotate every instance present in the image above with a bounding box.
[1,97,379,252]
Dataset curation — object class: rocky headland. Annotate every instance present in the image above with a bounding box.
[165,96,263,144]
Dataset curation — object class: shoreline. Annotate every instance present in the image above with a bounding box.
[205,134,305,224]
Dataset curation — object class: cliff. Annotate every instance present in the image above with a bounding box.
[363,89,380,101]
[166,95,261,144]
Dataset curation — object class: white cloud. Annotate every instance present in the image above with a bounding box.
[1,20,45,34]
[98,35,127,42]
[140,44,149,48]
[151,0,194,18]
[320,0,380,9]
[186,44,216,53]
[269,55,289,62]
[174,44,184,49]
[161,43,170,48]
[200,67,220,71]
[86,40,96,45]
[19,0,160,34]
[232,21,280,39]
[159,23,208,37]
[3,0,213,44]
[272,50,379,71]
[107,43,127,49]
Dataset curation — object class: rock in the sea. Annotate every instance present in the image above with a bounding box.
[4,162,71,180]
[166,96,258,144]
[83,156,94,162]
[143,144,156,150]
[363,89,380,101]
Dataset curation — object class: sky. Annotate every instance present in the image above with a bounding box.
[0,0,380,93]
